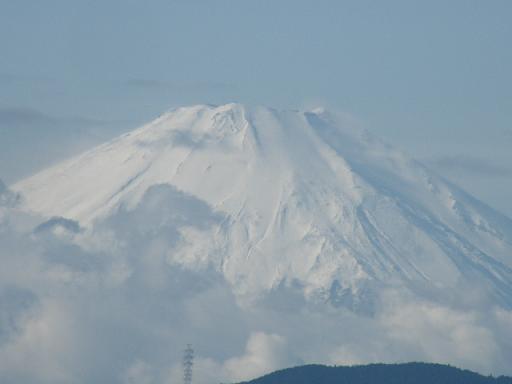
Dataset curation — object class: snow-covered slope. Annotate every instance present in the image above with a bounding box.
[13,104,512,309]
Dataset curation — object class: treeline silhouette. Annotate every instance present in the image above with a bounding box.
[237,363,512,384]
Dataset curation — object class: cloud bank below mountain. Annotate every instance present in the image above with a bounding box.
[1,181,512,383]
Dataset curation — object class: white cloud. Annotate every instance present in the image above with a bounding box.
[1,188,512,383]
[122,360,155,384]
[382,301,498,369]
[0,298,77,384]
[223,332,290,382]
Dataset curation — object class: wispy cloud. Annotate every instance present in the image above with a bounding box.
[121,78,235,92]
[0,72,52,86]
[0,106,128,183]
[429,155,512,178]
[0,107,111,127]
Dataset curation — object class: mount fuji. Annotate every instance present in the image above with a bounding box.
[13,103,512,311]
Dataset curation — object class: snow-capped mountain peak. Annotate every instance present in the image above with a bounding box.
[13,104,512,309]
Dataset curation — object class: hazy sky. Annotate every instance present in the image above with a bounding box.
[1,0,511,216]
[2,3,512,382]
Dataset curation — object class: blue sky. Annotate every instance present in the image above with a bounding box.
[1,0,511,216]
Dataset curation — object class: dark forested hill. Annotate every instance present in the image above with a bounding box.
[237,363,512,384]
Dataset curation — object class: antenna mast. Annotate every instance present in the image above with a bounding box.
[183,344,194,384]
